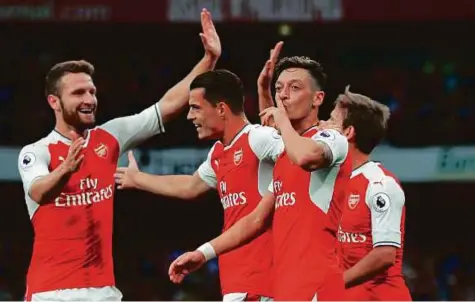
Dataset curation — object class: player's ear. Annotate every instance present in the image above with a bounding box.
[217,101,227,119]
[47,94,61,112]
[312,90,324,108]
[344,125,356,140]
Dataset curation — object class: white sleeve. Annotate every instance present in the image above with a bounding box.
[100,103,165,154]
[18,144,51,198]
[197,145,217,189]
[365,176,405,248]
[248,126,284,163]
[310,129,348,165]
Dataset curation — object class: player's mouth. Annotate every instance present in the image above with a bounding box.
[194,124,202,130]
[78,108,95,116]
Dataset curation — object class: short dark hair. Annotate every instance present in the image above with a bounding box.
[335,86,390,154]
[45,60,95,97]
[274,56,327,90]
[190,69,244,114]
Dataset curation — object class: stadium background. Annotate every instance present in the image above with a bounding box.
[0,0,474,300]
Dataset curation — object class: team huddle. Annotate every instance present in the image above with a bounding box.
[17,9,410,302]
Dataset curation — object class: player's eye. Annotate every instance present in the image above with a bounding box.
[291,85,300,90]
[275,87,282,92]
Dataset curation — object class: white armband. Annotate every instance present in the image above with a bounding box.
[197,242,217,261]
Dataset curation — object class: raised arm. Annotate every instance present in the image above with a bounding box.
[158,9,221,124]
[258,41,283,123]
[100,9,221,153]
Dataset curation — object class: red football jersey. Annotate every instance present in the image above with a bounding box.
[198,124,283,297]
[338,161,411,300]
[18,104,164,295]
[269,127,352,300]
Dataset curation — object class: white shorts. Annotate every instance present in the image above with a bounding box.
[223,292,273,301]
[29,286,122,301]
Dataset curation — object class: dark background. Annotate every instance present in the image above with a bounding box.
[0,2,474,300]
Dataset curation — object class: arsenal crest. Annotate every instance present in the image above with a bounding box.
[94,143,108,158]
[348,193,360,209]
[233,148,243,166]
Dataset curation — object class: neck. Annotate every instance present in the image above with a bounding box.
[291,112,319,135]
[54,119,85,140]
[222,114,249,145]
[350,145,370,171]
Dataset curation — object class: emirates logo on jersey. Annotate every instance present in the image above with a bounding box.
[233,148,243,166]
[348,193,360,209]
[94,143,108,158]
[219,181,227,194]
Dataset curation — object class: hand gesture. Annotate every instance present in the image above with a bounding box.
[114,151,139,190]
[259,97,289,131]
[60,131,84,174]
[258,41,284,91]
[200,8,221,60]
[168,251,207,284]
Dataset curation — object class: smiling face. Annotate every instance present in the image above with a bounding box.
[48,72,98,131]
[187,87,225,140]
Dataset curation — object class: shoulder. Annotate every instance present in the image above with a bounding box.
[248,125,281,145]
[18,136,52,169]
[363,163,405,211]
[311,128,346,142]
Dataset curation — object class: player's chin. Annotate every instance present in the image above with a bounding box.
[78,114,96,125]
[196,128,211,140]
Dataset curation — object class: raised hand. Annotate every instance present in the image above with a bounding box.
[114,151,139,190]
[168,251,207,284]
[200,8,221,60]
[258,41,284,91]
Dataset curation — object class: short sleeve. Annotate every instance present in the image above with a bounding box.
[197,145,217,189]
[100,103,164,154]
[366,176,405,248]
[18,144,51,198]
[248,126,284,163]
[311,129,348,166]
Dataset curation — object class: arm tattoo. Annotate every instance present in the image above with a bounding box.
[319,142,334,168]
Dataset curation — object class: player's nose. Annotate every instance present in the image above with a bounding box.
[186,109,194,120]
[278,89,289,101]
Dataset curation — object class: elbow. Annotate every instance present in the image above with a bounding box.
[182,188,200,200]
[377,246,397,268]
[250,214,267,232]
[182,184,204,200]
[29,188,46,205]
[295,154,321,171]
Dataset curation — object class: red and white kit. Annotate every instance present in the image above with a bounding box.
[338,161,411,301]
[18,104,164,301]
[269,127,352,301]
[198,124,283,301]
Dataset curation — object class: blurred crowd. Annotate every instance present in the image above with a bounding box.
[0,22,474,148]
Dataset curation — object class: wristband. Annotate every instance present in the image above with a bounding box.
[197,242,217,261]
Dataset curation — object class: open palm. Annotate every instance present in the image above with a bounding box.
[200,8,221,59]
